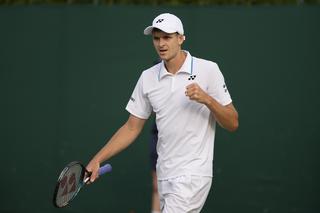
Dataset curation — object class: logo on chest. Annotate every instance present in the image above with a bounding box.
[188,75,196,80]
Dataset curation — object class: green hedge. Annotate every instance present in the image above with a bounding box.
[1,0,320,5]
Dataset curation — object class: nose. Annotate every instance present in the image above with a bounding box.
[159,38,165,47]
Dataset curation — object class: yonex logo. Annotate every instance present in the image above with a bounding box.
[223,84,228,93]
[188,75,196,80]
[156,19,164,23]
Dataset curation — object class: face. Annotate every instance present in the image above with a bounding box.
[152,30,184,62]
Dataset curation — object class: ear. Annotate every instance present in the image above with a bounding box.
[178,35,185,45]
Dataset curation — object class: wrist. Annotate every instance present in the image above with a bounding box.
[204,95,213,106]
[90,158,101,166]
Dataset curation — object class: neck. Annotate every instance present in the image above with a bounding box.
[164,51,187,74]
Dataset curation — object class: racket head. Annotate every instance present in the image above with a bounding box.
[53,161,87,208]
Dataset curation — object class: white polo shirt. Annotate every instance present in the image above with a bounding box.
[126,51,232,180]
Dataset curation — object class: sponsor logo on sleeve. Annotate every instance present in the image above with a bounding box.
[223,84,228,93]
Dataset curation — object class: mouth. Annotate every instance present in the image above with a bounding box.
[159,49,168,55]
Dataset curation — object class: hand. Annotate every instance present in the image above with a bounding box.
[85,160,100,184]
[185,83,209,104]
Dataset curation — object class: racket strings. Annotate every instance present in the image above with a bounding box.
[55,164,83,207]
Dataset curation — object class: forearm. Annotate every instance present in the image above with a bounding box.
[204,95,239,132]
[86,115,145,182]
[90,117,145,165]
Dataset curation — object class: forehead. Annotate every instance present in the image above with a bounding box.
[152,30,177,37]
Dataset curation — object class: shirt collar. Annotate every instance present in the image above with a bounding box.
[158,51,192,81]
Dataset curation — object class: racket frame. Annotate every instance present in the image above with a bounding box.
[53,161,88,208]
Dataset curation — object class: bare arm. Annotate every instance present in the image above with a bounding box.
[185,83,239,132]
[86,114,146,182]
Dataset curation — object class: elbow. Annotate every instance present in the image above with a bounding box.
[228,114,239,132]
[229,120,239,132]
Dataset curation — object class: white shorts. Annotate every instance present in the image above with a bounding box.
[158,175,212,213]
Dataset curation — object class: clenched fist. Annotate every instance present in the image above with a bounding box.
[185,83,210,104]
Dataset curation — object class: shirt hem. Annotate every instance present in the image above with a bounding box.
[157,172,213,181]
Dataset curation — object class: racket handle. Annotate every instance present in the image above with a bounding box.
[99,164,112,175]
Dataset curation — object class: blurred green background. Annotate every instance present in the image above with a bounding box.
[0,4,319,213]
[1,0,320,6]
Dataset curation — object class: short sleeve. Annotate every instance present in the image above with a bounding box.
[208,63,232,106]
[125,73,152,119]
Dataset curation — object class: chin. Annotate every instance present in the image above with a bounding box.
[158,55,167,61]
[159,53,173,61]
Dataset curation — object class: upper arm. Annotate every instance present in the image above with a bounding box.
[225,103,237,113]
[224,102,239,131]
[207,63,232,106]
[126,73,152,119]
[125,114,147,134]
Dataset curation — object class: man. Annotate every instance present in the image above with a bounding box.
[86,13,239,213]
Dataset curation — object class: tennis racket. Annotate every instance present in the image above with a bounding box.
[53,161,112,208]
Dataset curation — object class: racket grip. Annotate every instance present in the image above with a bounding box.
[99,164,112,175]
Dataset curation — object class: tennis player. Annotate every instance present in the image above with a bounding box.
[86,13,239,213]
